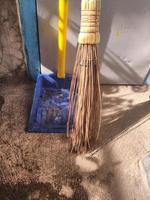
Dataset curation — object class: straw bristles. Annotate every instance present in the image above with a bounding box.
[67,0,102,153]
[67,44,102,153]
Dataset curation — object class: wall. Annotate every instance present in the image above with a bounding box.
[0,0,149,84]
[0,0,25,81]
[37,0,150,84]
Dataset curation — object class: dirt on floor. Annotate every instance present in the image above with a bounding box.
[0,75,150,200]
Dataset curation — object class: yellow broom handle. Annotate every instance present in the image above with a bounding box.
[58,0,68,78]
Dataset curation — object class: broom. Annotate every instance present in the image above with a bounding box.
[67,0,102,153]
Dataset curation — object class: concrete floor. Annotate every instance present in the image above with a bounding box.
[0,78,150,200]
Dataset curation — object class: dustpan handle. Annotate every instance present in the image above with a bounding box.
[57,0,69,78]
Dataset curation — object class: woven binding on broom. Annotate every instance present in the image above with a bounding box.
[78,0,101,44]
[67,0,102,153]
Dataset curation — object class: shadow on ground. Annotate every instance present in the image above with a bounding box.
[100,99,150,146]
[0,75,149,199]
[0,182,88,200]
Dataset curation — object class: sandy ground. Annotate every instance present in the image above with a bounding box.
[0,76,150,200]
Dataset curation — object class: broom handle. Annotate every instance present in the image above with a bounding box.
[57,0,69,78]
[78,0,101,44]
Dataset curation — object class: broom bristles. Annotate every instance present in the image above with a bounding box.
[67,0,102,153]
[67,44,102,153]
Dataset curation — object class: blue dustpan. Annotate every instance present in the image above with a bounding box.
[28,74,72,133]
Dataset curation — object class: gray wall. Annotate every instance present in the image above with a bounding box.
[37,0,150,84]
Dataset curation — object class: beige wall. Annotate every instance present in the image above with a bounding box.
[37,0,150,84]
